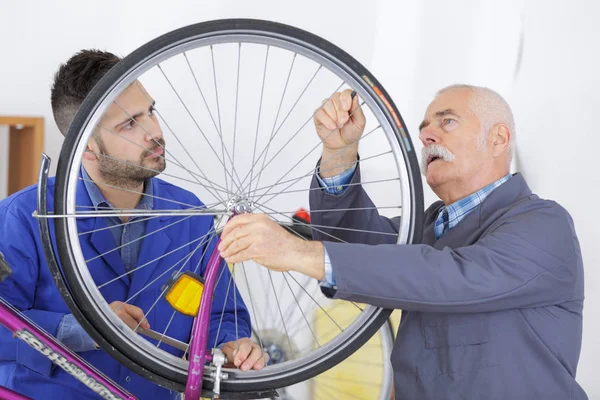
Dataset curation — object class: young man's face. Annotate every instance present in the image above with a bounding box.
[91,82,166,185]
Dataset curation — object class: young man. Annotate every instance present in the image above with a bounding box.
[219,85,588,399]
[0,50,265,400]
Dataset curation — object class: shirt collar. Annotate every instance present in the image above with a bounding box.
[81,166,154,211]
[434,174,511,239]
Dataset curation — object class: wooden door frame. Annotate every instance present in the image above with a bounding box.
[0,117,44,196]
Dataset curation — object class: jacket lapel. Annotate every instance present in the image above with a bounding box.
[89,218,130,286]
[127,181,171,299]
[75,173,130,287]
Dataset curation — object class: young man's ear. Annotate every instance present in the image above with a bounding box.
[83,138,99,161]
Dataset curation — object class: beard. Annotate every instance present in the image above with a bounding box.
[96,138,167,189]
[420,144,455,176]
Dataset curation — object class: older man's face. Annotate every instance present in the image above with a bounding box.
[418,88,489,190]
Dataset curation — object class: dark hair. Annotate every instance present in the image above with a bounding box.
[50,49,122,136]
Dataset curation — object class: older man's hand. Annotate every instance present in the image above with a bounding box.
[315,89,365,178]
[218,214,325,280]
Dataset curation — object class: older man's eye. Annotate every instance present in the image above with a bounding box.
[442,118,456,126]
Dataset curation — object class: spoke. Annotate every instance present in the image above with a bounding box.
[285,272,343,333]
[290,222,397,237]
[252,180,400,199]
[233,264,239,353]
[251,53,297,195]
[281,272,320,347]
[257,151,393,209]
[79,177,199,209]
[238,81,344,194]
[87,147,230,198]
[134,229,218,332]
[232,43,241,195]
[240,262,267,364]
[156,310,178,350]
[267,270,295,358]
[210,45,227,191]
[111,97,227,204]
[250,103,369,205]
[245,122,380,199]
[78,215,154,236]
[157,63,243,193]
[306,312,361,347]
[282,273,311,319]
[213,265,234,349]
[86,215,192,263]
[254,203,348,244]
[55,208,228,219]
[253,65,324,196]
[76,200,224,236]
[248,45,270,198]
[133,81,229,202]
[181,52,231,198]
[260,261,275,330]
[263,205,401,216]
[110,231,215,319]
[97,230,214,289]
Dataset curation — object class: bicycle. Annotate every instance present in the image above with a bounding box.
[1,19,423,399]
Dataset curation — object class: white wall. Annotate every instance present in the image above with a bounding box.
[0,0,598,396]
[511,1,600,395]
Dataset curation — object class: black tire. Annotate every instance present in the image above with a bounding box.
[54,18,424,392]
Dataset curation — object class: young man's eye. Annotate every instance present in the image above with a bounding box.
[148,106,156,116]
[123,120,136,130]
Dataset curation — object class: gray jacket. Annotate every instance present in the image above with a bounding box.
[310,168,587,400]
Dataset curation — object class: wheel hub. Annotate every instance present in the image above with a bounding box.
[226,196,254,214]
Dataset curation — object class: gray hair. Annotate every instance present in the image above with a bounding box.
[437,84,515,163]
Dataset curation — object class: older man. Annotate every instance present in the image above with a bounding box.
[219,84,587,399]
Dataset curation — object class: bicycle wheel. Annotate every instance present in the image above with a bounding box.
[53,19,423,393]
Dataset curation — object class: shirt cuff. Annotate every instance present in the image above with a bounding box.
[57,313,98,353]
[319,245,337,288]
[315,163,356,195]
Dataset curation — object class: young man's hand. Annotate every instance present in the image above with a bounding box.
[110,301,150,330]
[221,338,269,371]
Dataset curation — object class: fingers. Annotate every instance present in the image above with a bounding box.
[314,89,354,131]
[221,213,266,238]
[314,106,337,131]
[222,339,268,371]
[348,91,366,127]
[219,225,250,254]
[242,343,268,371]
[220,236,252,260]
[110,301,150,330]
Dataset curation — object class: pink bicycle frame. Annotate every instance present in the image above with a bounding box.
[0,297,137,400]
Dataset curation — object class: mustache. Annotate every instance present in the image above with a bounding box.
[420,144,455,175]
[149,138,165,151]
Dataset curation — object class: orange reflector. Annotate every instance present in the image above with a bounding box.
[164,272,205,317]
